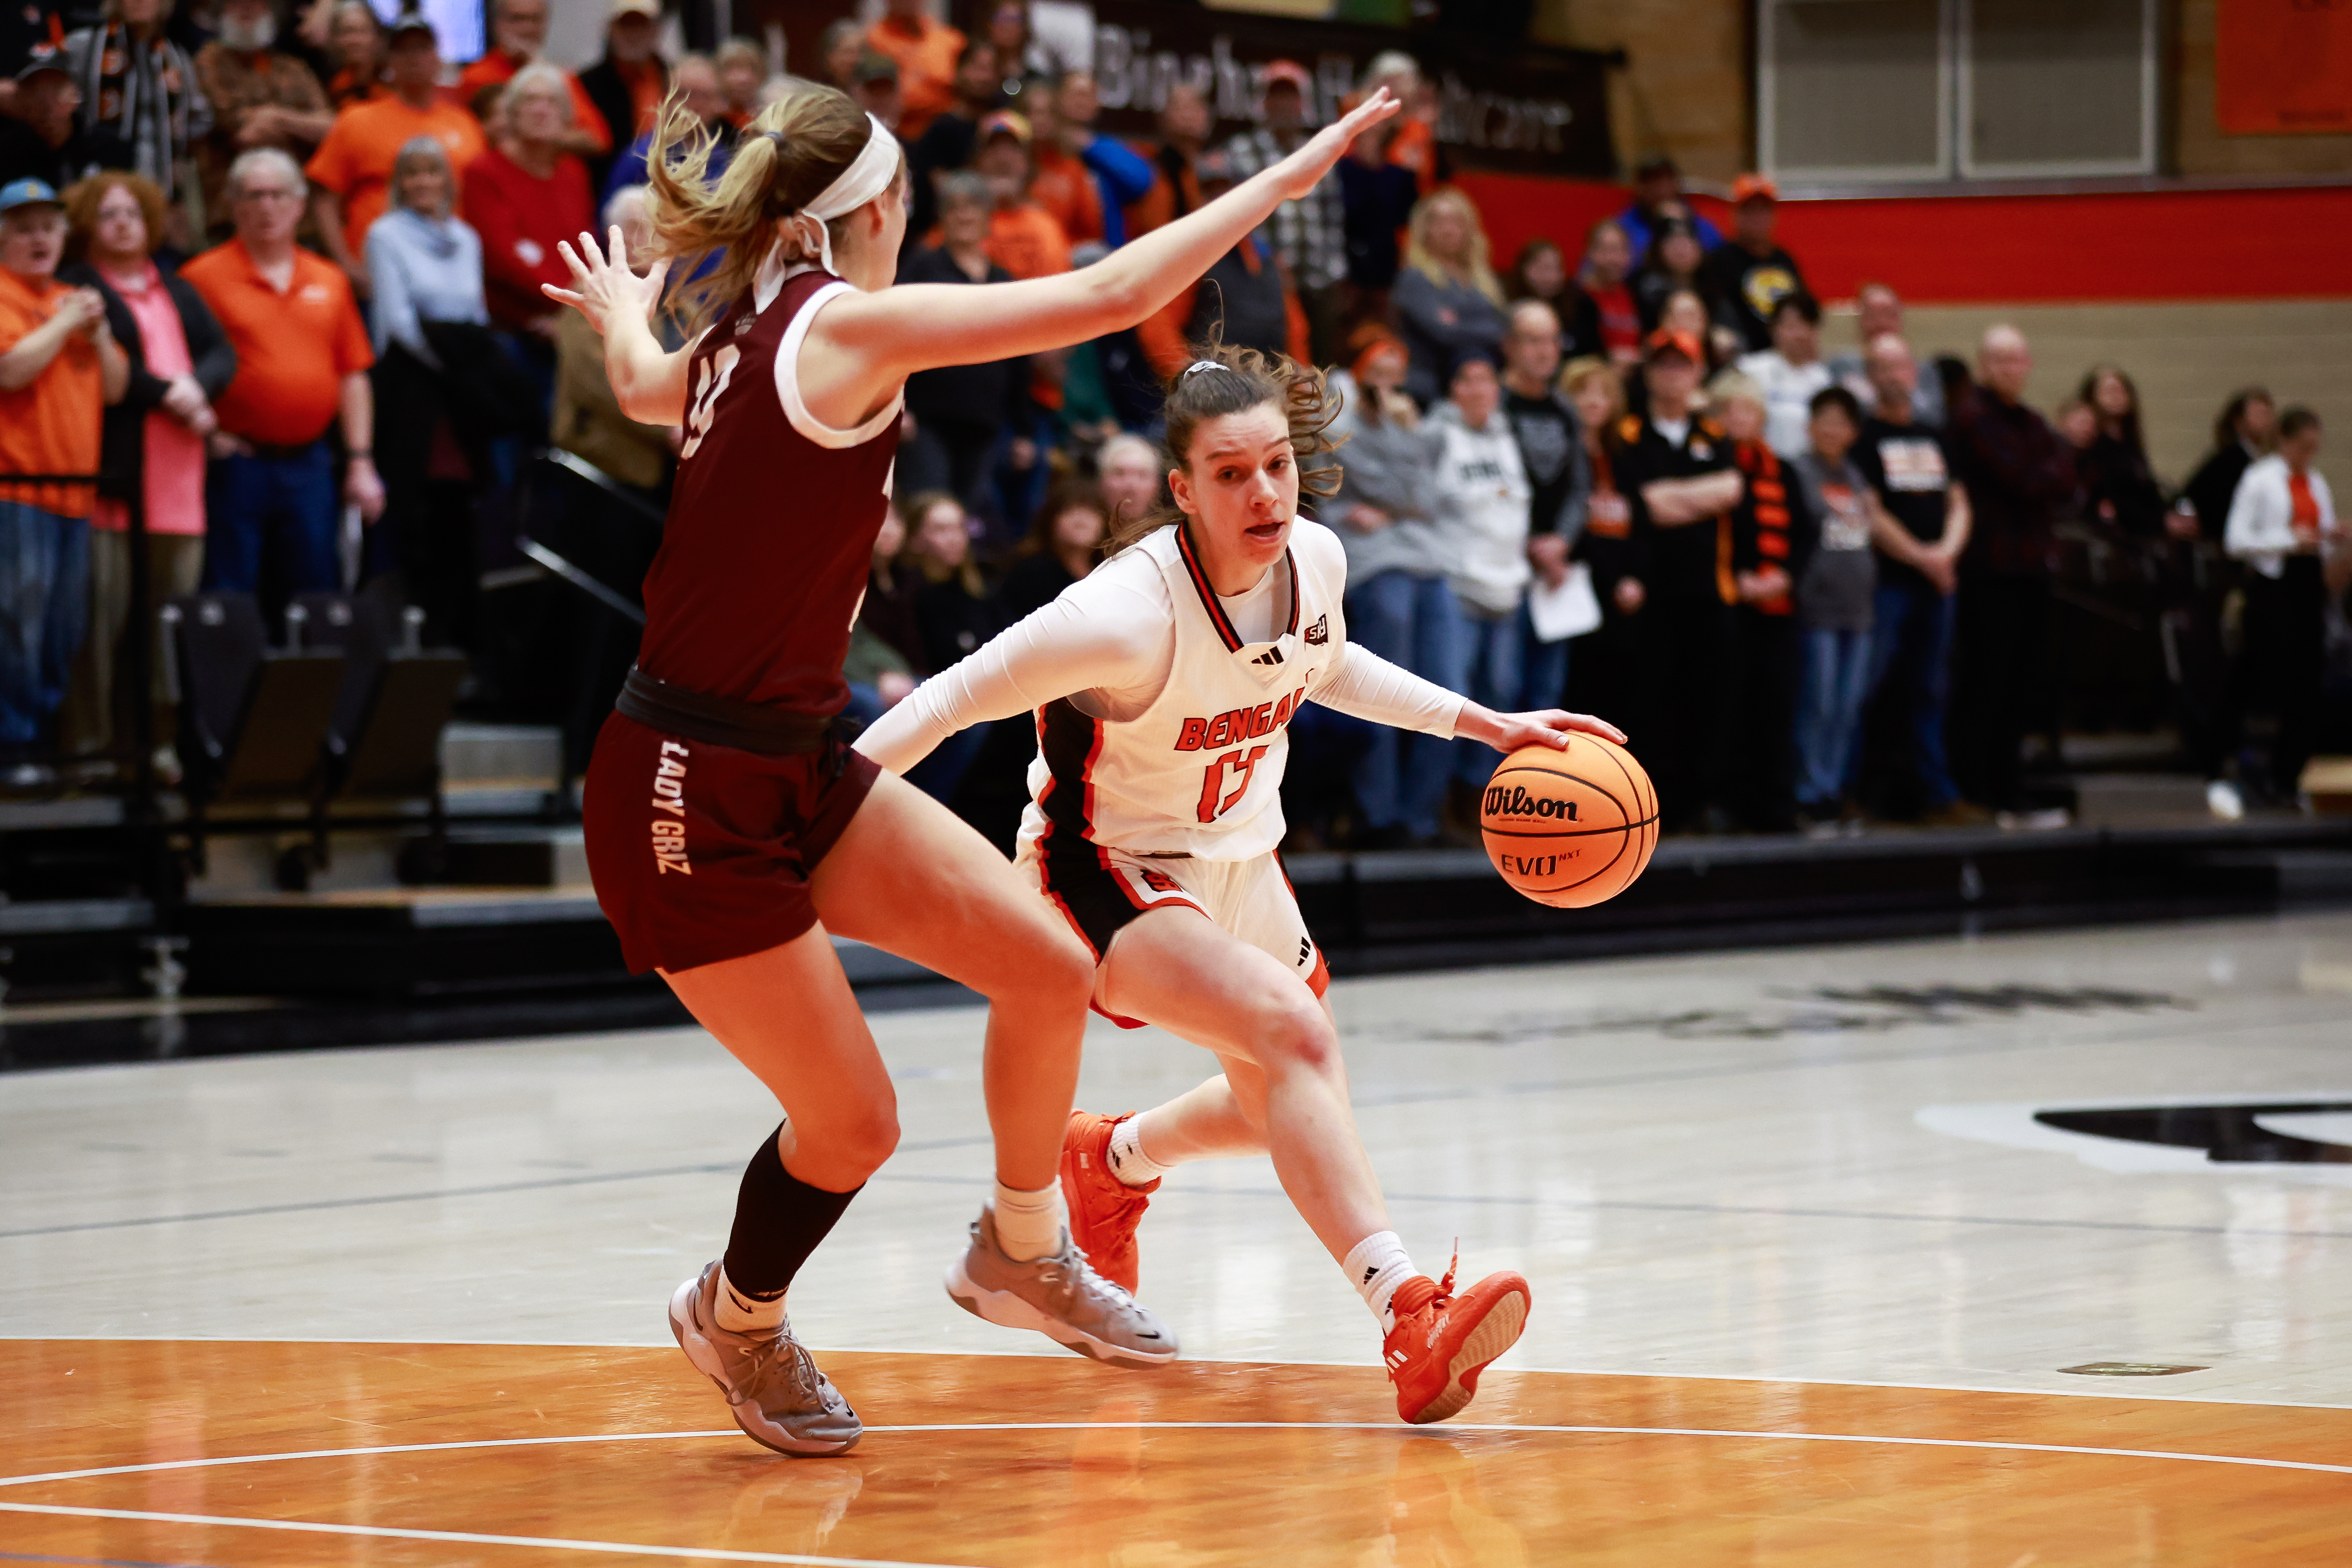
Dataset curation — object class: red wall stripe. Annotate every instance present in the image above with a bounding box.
[1452,173,2352,306]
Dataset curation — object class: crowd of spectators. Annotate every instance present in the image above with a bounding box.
[0,0,2344,840]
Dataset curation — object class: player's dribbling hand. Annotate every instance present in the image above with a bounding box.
[1278,88,1401,200]
[1463,707,1629,754]
[546,225,670,336]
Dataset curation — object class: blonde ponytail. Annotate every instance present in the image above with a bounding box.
[645,82,903,336]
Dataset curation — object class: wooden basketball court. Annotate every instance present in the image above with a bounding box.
[7,912,2351,1565]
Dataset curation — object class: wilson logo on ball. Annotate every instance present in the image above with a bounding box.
[1484,783,1579,822]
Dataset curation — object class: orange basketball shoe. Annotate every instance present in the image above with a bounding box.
[1381,1255,1531,1425]
[1059,1110,1155,1292]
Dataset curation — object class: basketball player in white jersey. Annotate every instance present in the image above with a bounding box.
[546,85,1405,1454]
[858,346,1627,1424]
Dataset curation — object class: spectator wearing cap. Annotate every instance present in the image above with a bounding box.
[2225,406,2338,803]
[1028,68,1149,248]
[462,62,592,341]
[1328,328,1454,848]
[193,0,332,242]
[907,37,996,242]
[969,110,1068,280]
[850,50,902,132]
[1736,290,1832,460]
[2,2,65,98]
[1134,148,1305,377]
[57,170,229,767]
[895,170,1033,518]
[865,0,962,141]
[0,177,126,778]
[1945,324,2072,819]
[1828,282,1943,429]
[1613,326,1745,831]
[1122,80,1205,240]
[1390,186,1506,410]
[305,9,484,294]
[1430,348,1532,806]
[1222,59,1347,364]
[602,52,733,207]
[577,0,665,185]
[182,146,379,607]
[458,0,609,164]
[1617,155,1721,267]
[318,1,386,111]
[1699,174,1808,355]
[1,48,81,188]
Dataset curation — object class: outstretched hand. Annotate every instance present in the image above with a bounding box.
[544,225,670,336]
[1469,707,1630,755]
[1277,88,1402,201]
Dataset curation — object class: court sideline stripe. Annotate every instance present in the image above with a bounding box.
[5,1422,2351,1493]
[0,1505,965,1568]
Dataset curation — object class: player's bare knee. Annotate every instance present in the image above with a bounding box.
[803,1105,899,1183]
[1258,996,1340,1079]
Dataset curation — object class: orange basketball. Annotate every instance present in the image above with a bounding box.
[1479,734,1659,908]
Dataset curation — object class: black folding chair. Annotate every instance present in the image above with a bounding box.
[159,592,345,876]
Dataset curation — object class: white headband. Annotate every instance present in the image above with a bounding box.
[781,113,899,276]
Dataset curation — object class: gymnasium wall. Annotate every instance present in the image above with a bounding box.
[1531,0,2352,185]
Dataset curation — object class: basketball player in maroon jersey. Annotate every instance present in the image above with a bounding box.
[544,81,1403,1455]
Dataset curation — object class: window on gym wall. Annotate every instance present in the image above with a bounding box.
[1757,0,2158,185]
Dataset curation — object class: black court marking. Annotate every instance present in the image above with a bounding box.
[2035,1101,2352,1164]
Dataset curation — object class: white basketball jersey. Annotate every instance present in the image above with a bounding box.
[1016,522,1348,863]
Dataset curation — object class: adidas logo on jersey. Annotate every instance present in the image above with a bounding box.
[1304,614,1328,645]
[1250,647,1285,666]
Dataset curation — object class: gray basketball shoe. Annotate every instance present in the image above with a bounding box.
[668,1261,862,1456]
[944,1206,1179,1369]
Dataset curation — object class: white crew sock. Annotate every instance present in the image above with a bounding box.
[1343,1231,1418,1331]
[991,1180,1066,1263]
[714,1264,786,1333]
[1107,1116,1173,1188]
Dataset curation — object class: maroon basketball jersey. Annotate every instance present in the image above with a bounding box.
[635,269,903,713]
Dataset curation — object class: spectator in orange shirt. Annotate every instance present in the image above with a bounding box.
[182,147,380,606]
[970,109,1067,280]
[0,177,126,774]
[864,0,962,141]
[462,62,591,340]
[1361,52,1438,196]
[305,8,484,293]
[1028,69,1150,247]
[457,0,608,162]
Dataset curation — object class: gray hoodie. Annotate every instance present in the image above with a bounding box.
[1326,370,1451,586]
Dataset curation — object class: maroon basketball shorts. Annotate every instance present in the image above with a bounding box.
[583,710,880,975]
